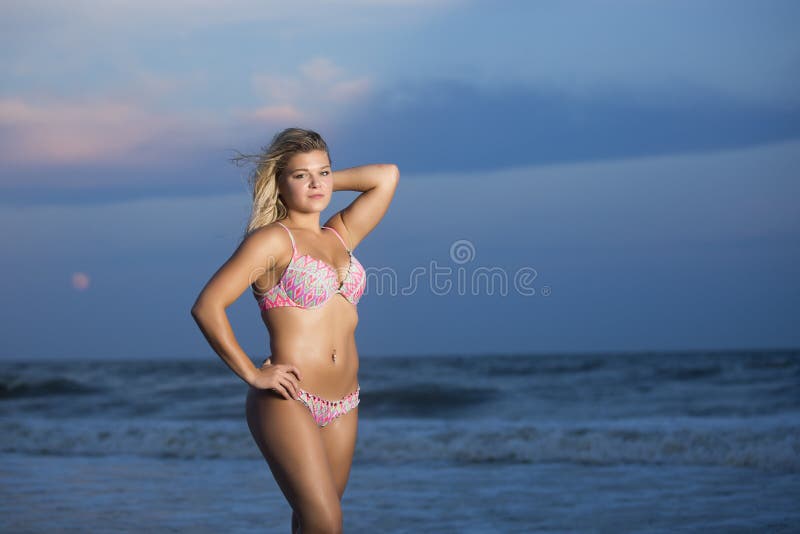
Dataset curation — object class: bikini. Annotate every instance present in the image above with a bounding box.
[256,221,366,427]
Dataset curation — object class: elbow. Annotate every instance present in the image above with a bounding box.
[378,163,399,181]
[190,297,201,317]
[191,305,215,331]
[191,298,208,320]
[191,299,225,323]
[383,164,399,189]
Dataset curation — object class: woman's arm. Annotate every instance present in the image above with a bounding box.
[324,163,400,250]
[190,226,287,386]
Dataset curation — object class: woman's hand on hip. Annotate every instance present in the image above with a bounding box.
[248,356,303,400]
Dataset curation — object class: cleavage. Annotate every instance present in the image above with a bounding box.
[298,251,349,287]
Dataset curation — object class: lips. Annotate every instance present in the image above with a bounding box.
[309,194,324,198]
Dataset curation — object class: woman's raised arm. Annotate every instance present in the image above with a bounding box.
[324,163,399,251]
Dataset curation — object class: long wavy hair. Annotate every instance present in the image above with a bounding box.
[230,127,330,238]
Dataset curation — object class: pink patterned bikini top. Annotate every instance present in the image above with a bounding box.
[257,222,367,311]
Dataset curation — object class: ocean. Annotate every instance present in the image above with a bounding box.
[1,350,798,533]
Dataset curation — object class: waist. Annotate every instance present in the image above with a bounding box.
[269,347,359,399]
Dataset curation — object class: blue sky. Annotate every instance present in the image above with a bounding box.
[1,0,798,360]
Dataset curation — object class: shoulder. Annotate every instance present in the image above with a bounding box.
[322,212,356,251]
[239,222,293,268]
[245,221,289,242]
[192,221,294,310]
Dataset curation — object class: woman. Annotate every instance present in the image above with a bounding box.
[190,127,399,533]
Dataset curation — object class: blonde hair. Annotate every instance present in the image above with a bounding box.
[230,127,330,238]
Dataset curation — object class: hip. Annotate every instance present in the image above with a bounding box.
[262,349,359,400]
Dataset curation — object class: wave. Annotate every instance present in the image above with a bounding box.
[0,377,102,399]
[2,418,797,473]
[363,384,498,417]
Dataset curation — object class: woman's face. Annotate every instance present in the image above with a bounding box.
[279,149,333,213]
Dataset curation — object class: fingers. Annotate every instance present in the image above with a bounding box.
[260,362,302,400]
[284,366,301,399]
[273,382,294,401]
[280,375,300,400]
[288,365,303,381]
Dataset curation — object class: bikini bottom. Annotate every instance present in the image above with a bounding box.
[296,384,361,427]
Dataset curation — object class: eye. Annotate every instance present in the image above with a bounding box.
[321,170,330,176]
[293,173,306,179]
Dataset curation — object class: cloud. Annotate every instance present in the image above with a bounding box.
[299,57,345,84]
[1,0,463,36]
[0,95,224,181]
[246,57,373,126]
[122,69,208,103]
[0,55,372,184]
[250,105,305,123]
[329,78,800,174]
[328,78,373,103]
[4,75,800,202]
[0,98,164,165]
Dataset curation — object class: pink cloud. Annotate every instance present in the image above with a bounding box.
[0,97,202,168]
[250,105,306,123]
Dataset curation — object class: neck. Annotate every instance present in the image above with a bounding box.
[283,211,322,233]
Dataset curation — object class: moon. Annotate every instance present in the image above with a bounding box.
[72,272,90,291]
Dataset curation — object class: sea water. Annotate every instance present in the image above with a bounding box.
[1,350,798,532]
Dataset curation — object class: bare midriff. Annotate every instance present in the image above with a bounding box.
[261,296,359,400]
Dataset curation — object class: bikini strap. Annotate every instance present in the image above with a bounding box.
[275,221,297,256]
[322,226,351,253]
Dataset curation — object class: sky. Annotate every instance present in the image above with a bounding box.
[1,0,798,360]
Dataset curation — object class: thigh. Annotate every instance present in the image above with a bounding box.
[245,387,339,515]
[320,405,359,499]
